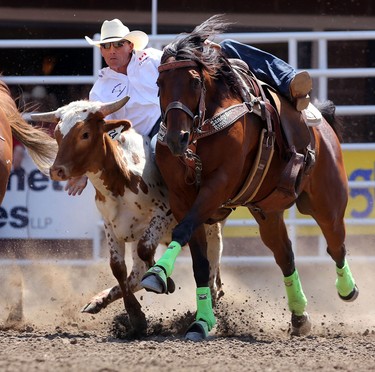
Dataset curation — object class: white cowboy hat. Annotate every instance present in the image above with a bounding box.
[85,19,149,51]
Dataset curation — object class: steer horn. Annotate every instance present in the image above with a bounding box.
[30,110,59,123]
[99,96,130,117]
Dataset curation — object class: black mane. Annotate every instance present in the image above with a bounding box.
[161,15,243,98]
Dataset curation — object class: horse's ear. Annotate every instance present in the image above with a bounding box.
[103,120,132,134]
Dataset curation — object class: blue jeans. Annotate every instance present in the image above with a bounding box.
[220,39,296,100]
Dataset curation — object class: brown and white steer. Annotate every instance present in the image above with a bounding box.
[31,97,223,333]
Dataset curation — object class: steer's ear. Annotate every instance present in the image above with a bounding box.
[103,120,132,133]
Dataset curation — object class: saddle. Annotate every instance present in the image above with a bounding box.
[225,59,317,214]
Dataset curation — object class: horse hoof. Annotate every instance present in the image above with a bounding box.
[185,331,205,342]
[290,312,312,336]
[166,277,176,294]
[338,285,359,302]
[141,266,167,294]
[184,320,209,341]
[141,275,165,294]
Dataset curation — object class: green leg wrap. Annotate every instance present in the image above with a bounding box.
[195,287,216,331]
[336,259,356,297]
[284,269,307,316]
[154,241,182,277]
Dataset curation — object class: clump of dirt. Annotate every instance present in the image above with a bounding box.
[110,310,195,340]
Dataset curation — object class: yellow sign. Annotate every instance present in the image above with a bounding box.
[224,149,375,237]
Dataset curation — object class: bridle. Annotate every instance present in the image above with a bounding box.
[158,59,206,143]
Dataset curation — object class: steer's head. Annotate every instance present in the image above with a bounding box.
[31,96,131,181]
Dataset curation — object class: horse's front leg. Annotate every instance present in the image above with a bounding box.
[185,225,217,341]
[140,212,200,293]
[252,210,311,336]
[141,218,217,340]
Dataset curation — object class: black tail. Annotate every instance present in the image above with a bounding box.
[313,99,343,142]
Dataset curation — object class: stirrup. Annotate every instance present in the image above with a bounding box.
[302,103,322,127]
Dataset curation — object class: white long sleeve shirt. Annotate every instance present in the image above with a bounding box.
[90,48,162,136]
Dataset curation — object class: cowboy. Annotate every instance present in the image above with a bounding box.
[85,19,162,138]
[65,19,312,196]
[66,19,162,195]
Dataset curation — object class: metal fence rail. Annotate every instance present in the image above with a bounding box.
[1,30,375,115]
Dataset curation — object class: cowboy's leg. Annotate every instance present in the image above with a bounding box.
[220,39,312,110]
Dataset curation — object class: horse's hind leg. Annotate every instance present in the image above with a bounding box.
[297,191,358,302]
[252,210,311,336]
[318,216,357,301]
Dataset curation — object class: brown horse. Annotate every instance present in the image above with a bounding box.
[0,80,57,205]
[141,16,358,340]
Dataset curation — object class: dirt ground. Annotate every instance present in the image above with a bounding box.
[0,249,375,372]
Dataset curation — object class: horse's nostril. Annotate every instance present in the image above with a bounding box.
[180,131,190,146]
[166,130,190,156]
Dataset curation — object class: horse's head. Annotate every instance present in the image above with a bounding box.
[157,15,241,157]
[158,59,205,156]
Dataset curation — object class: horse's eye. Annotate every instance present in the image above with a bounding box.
[81,132,89,140]
[193,78,201,89]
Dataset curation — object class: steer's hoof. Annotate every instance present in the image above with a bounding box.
[185,320,209,342]
[338,285,359,302]
[81,302,102,314]
[141,266,167,294]
[290,312,312,336]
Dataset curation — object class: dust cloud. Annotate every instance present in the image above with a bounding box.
[0,239,374,338]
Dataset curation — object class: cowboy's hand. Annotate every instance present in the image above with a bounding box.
[65,175,88,196]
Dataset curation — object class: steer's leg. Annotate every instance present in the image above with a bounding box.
[108,235,147,335]
[81,240,147,314]
[81,286,122,314]
[205,221,224,306]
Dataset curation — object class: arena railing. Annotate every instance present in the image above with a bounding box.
[1,30,375,115]
[0,30,374,265]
